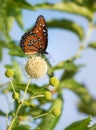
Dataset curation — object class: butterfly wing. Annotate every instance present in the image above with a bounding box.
[20,15,48,55]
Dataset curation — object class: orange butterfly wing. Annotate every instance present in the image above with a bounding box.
[20,15,48,55]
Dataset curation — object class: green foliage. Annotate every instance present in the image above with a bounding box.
[69,0,96,11]
[65,116,91,130]
[47,19,84,40]
[88,124,96,130]
[35,2,93,20]
[60,79,93,103]
[0,44,3,61]
[0,0,96,130]
[88,42,96,49]
[78,100,96,116]
[49,60,79,73]
[8,0,34,10]
[35,96,63,130]
[11,124,30,130]
[5,60,23,83]
[10,117,19,130]
[0,110,6,117]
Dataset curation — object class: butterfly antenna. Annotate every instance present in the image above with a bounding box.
[46,52,55,64]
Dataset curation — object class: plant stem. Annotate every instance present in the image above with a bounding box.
[6,99,14,129]
[29,94,44,100]
[33,113,49,120]
[8,78,31,130]
[75,23,94,58]
[8,104,22,130]
[22,78,31,102]
[10,79,16,94]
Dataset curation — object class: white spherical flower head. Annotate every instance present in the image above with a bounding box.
[25,55,48,78]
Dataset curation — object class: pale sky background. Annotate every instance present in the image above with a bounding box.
[0,0,96,130]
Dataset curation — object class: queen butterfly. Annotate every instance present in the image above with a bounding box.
[20,15,48,55]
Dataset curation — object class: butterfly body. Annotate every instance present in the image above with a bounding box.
[20,15,48,55]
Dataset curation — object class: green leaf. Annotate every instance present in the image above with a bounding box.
[0,110,6,116]
[49,60,78,73]
[7,4,23,29]
[60,59,84,80]
[18,103,46,118]
[35,2,93,20]
[17,84,42,94]
[11,124,30,130]
[14,8,23,29]
[60,79,93,103]
[68,0,83,5]
[1,40,16,49]
[47,19,84,40]
[6,16,14,32]
[0,1,10,38]
[35,95,63,130]
[78,100,96,116]
[9,47,25,57]
[88,123,96,130]
[12,60,23,83]
[2,82,46,95]
[88,42,96,49]
[65,116,91,130]
[18,106,29,116]
[8,0,34,10]
[29,106,47,117]
[60,69,78,80]
[0,44,2,61]
[9,116,19,129]
[71,0,96,11]
[0,41,25,57]
[82,0,95,10]
[1,40,24,57]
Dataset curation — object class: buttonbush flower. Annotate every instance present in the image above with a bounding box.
[25,55,48,78]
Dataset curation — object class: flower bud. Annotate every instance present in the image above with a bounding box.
[12,92,20,100]
[44,91,52,100]
[49,77,59,87]
[5,69,14,78]
[52,108,61,116]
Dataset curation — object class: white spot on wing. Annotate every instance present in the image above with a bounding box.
[39,27,41,30]
[43,29,46,32]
